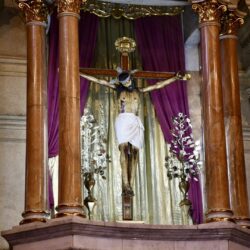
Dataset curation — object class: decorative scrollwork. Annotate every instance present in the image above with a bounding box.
[17,0,49,23]
[220,10,245,36]
[81,0,183,20]
[57,0,82,14]
[192,0,227,23]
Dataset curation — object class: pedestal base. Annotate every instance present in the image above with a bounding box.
[2,217,250,250]
[122,195,133,220]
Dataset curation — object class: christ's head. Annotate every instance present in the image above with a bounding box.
[118,71,133,90]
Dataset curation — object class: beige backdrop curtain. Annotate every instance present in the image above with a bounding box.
[82,17,192,225]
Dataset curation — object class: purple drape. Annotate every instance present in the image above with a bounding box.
[47,11,98,206]
[135,16,203,224]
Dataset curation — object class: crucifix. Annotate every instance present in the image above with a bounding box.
[80,37,190,221]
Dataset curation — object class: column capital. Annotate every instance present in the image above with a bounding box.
[16,0,50,24]
[192,0,227,24]
[220,9,245,36]
[57,0,83,15]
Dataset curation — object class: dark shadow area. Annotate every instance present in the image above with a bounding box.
[182,5,199,42]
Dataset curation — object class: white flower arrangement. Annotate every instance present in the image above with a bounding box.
[80,105,111,179]
[165,113,202,181]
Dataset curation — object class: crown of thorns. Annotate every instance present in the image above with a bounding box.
[109,67,137,85]
[118,71,131,84]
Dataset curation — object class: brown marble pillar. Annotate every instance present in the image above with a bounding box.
[17,0,49,224]
[56,0,85,217]
[220,10,250,227]
[192,0,233,222]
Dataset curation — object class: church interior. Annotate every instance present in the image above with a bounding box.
[0,0,250,249]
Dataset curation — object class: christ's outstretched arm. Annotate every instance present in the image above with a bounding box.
[138,72,191,93]
[80,73,116,90]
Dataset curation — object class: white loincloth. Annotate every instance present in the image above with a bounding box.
[115,113,144,149]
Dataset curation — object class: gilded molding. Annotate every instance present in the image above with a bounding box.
[81,0,183,20]
[20,209,50,224]
[17,0,49,23]
[56,203,86,218]
[192,0,227,24]
[220,10,245,36]
[57,0,81,14]
[206,217,236,223]
[206,208,233,214]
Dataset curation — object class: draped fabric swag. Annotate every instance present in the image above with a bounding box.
[47,12,202,224]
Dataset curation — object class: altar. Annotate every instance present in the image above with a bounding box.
[2,217,250,250]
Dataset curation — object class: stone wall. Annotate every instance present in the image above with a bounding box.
[0,4,26,249]
[240,74,250,215]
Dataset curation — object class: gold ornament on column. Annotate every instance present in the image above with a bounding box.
[16,0,49,23]
[220,10,245,35]
[57,0,82,14]
[192,0,227,24]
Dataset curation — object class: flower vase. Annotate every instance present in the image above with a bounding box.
[84,172,96,219]
[178,177,192,207]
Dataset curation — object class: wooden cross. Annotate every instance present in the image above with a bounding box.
[80,37,176,221]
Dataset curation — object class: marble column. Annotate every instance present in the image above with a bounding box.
[56,0,85,217]
[192,0,233,222]
[220,9,250,227]
[17,0,49,224]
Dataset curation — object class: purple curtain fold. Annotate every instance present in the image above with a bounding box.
[48,12,59,159]
[79,13,99,113]
[135,15,203,224]
[47,11,98,207]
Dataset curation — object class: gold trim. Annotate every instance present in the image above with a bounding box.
[233,216,250,221]
[234,217,250,229]
[115,37,136,54]
[57,11,80,19]
[22,209,50,215]
[240,225,250,229]
[192,1,227,24]
[20,210,49,224]
[20,218,47,225]
[56,203,86,218]
[58,0,81,14]
[22,209,49,214]
[56,203,84,209]
[206,217,236,223]
[56,212,86,218]
[206,208,233,215]
[220,10,245,36]
[199,20,221,28]
[81,0,183,20]
[26,20,47,26]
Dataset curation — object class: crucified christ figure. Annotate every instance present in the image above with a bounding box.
[80,69,190,197]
